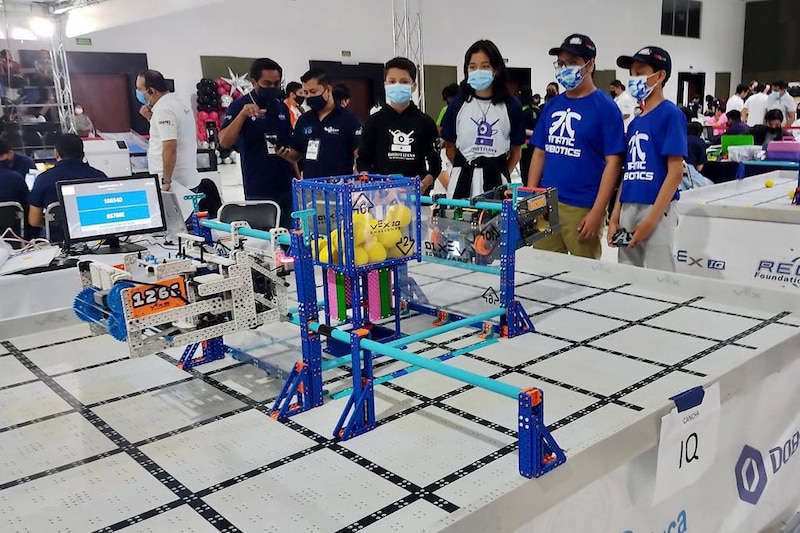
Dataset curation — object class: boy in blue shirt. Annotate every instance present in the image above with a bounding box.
[610,46,687,271]
[528,34,625,259]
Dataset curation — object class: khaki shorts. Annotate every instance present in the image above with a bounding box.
[534,202,602,259]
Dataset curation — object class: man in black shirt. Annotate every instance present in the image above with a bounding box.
[357,57,441,194]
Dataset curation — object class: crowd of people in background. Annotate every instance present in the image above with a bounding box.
[2,33,797,274]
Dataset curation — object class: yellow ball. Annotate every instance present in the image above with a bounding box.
[312,238,327,259]
[377,228,403,249]
[354,247,369,265]
[365,241,387,263]
[765,179,775,188]
[352,221,368,246]
[386,246,406,259]
[791,189,797,199]
[327,229,341,249]
[318,246,338,264]
[387,204,412,228]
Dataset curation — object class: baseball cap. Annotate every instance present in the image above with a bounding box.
[617,46,672,83]
[548,34,597,60]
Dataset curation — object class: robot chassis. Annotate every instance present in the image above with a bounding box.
[73,220,292,370]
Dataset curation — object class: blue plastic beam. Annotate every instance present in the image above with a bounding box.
[309,321,520,399]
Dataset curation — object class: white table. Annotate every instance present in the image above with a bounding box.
[675,170,800,292]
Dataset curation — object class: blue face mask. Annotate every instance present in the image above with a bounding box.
[555,65,585,91]
[385,83,413,105]
[627,74,657,102]
[468,69,494,91]
[771,91,781,100]
[136,89,148,105]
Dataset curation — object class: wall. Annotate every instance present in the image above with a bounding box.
[62,0,394,104]
[420,0,747,103]
[48,0,745,107]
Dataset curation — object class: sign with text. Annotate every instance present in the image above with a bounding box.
[653,381,721,505]
[126,277,187,319]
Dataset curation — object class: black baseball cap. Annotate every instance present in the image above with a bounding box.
[617,46,672,83]
[548,34,597,60]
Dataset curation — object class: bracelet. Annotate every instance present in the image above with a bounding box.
[162,177,172,184]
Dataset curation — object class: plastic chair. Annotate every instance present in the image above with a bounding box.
[0,201,24,241]
[218,201,281,232]
[43,201,64,242]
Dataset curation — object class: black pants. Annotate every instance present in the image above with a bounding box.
[520,147,533,184]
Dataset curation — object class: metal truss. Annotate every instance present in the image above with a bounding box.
[392,0,425,112]
[50,16,76,134]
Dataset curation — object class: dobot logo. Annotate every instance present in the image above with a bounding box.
[735,430,800,505]
[735,445,768,505]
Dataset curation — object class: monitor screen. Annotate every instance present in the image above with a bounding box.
[57,175,166,244]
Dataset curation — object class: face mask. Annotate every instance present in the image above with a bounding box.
[771,91,781,100]
[555,65,585,91]
[467,69,494,91]
[136,89,149,105]
[628,73,658,102]
[307,93,328,112]
[257,87,281,101]
[294,95,305,106]
[385,83,413,105]
[75,107,84,115]
[533,99,541,106]
[767,127,782,135]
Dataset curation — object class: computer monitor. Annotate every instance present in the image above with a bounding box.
[57,175,166,254]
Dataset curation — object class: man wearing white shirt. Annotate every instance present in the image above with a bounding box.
[726,84,748,113]
[136,69,222,217]
[610,79,637,132]
[743,83,770,127]
[136,70,201,192]
[766,80,796,125]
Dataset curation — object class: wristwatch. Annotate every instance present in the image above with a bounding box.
[162,177,172,186]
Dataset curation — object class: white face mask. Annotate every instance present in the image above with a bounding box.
[75,107,84,115]
[627,73,659,102]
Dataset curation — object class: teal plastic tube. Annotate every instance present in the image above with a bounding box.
[200,219,292,245]
[310,321,520,399]
[419,196,504,211]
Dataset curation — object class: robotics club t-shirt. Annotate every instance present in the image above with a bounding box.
[620,100,688,205]
[440,95,526,163]
[532,90,625,209]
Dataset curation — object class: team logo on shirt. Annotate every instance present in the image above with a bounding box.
[472,118,498,147]
[324,126,340,135]
[303,126,313,135]
[623,131,655,182]
[390,130,414,152]
[546,108,582,157]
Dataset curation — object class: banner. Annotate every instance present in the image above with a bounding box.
[514,358,800,533]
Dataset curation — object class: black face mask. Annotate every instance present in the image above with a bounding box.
[294,95,305,106]
[767,127,782,135]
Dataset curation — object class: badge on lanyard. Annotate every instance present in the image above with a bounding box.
[307,139,321,161]
[265,134,278,155]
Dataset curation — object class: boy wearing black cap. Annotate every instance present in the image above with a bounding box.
[528,34,625,259]
[609,46,686,271]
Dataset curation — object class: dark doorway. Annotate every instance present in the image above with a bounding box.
[715,72,731,101]
[677,72,706,107]
[423,65,458,121]
[506,67,532,100]
[308,61,385,124]
[70,73,132,133]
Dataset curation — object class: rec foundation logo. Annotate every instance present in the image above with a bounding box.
[753,257,800,289]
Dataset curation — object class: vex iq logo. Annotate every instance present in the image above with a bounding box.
[676,250,726,271]
[735,428,800,505]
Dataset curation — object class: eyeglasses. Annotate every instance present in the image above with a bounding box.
[553,60,586,70]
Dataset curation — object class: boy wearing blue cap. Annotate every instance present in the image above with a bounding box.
[609,46,686,271]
